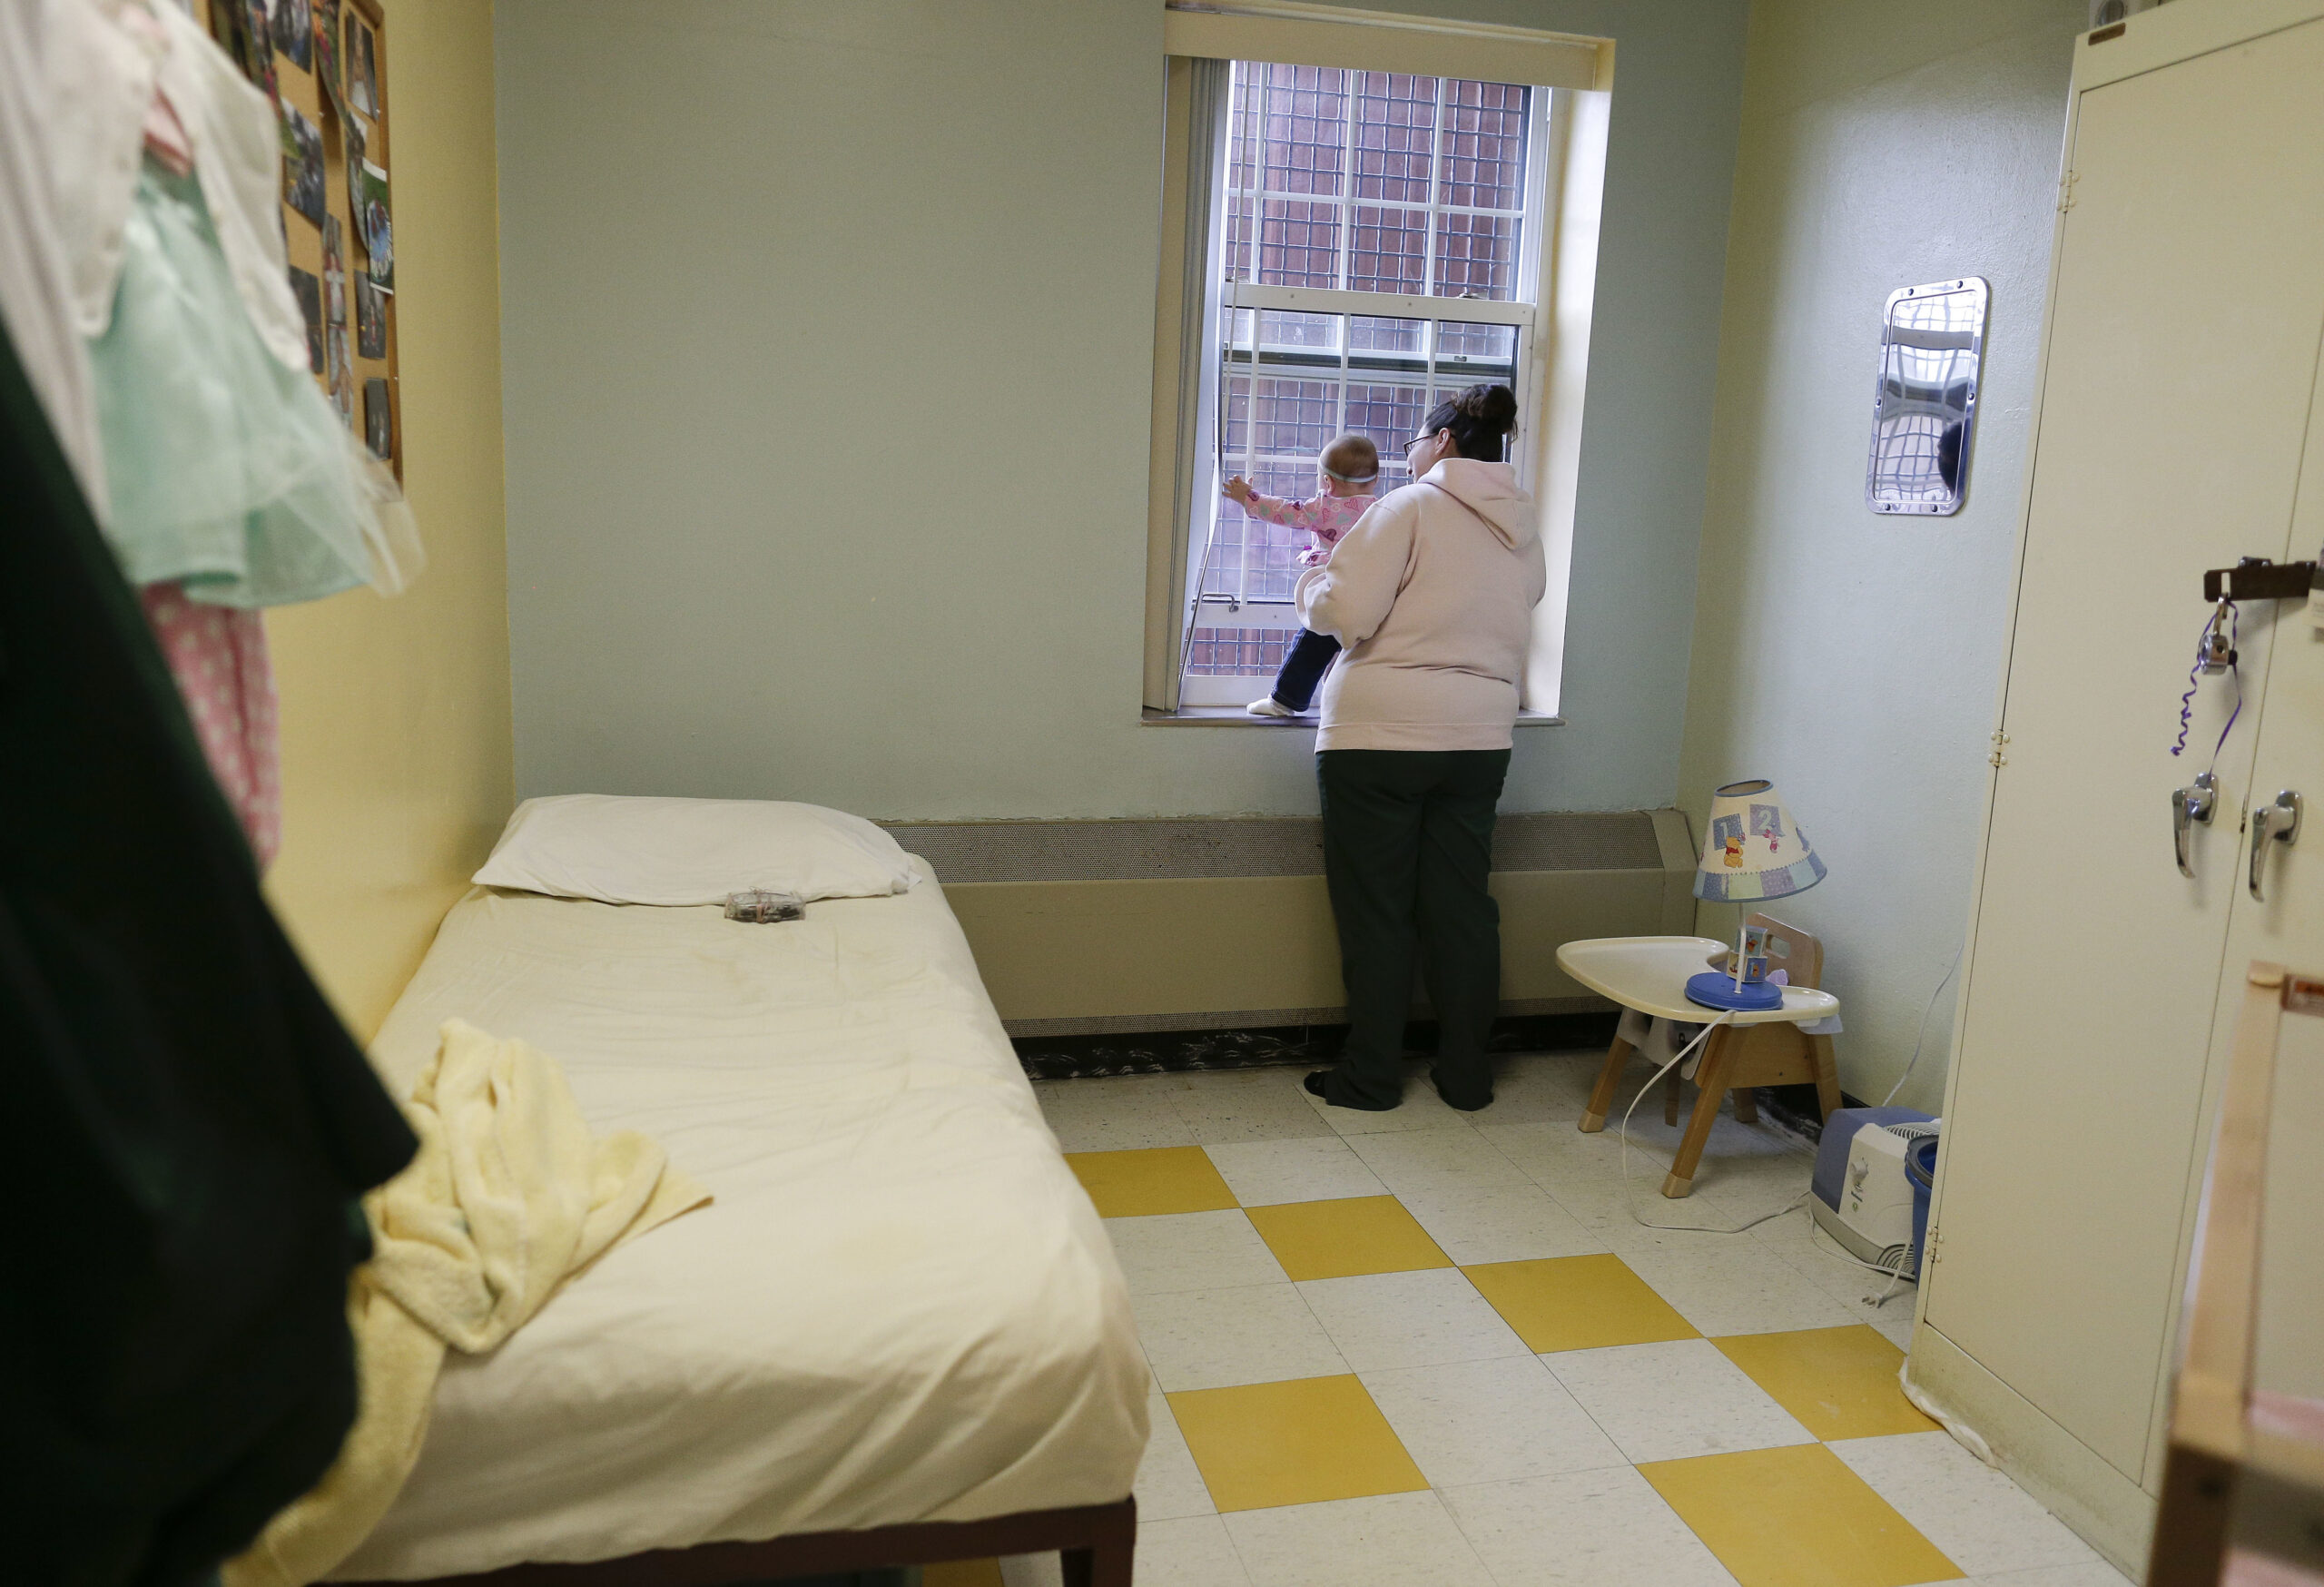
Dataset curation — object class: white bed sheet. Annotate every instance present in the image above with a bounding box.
[333,866,1146,1580]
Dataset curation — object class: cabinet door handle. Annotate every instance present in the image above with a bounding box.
[2249,790,2303,902]
[2173,772,2219,877]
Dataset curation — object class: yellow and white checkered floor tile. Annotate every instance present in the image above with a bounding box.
[934,1052,2135,1587]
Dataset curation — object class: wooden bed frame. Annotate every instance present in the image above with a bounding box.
[340,1497,1137,1587]
[2145,962,2324,1586]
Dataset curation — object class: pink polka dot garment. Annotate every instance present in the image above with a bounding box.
[139,582,281,866]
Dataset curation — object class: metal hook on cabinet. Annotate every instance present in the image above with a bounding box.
[2172,771,2219,878]
[2249,790,2302,902]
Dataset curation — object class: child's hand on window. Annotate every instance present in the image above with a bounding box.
[1222,476,1256,505]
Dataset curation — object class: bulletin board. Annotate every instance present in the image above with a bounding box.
[198,0,402,478]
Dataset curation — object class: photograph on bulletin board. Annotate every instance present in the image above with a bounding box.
[323,213,347,327]
[290,267,325,374]
[343,114,368,250]
[217,0,275,95]
[364,377,392,460]
[281,104,325,229]
[314,0,341,97]
[328,328,353,425]
[350,16,379,117]
[355,274,386,359]
[271,0,312,71]
[359,161,393,291]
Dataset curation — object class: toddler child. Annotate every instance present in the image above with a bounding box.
[1222,431,1379,717]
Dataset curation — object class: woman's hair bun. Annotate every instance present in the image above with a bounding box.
[1419,381,1519,459]
[1454,383,1518,434]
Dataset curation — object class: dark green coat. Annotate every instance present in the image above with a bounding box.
[0,321,416,1585]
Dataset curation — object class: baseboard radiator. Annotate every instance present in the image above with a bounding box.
[880,811,1697,1039]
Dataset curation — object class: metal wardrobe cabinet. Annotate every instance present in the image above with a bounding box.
[1907,0,2324,1575]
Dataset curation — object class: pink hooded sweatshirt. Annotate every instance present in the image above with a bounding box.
[1293,458,1546,753]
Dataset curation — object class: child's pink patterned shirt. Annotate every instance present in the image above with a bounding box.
[1242,489,1376,567]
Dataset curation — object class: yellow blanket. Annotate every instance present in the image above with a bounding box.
[225,1020,711,1587]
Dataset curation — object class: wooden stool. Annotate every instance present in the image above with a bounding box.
[1573,915,1843,1198]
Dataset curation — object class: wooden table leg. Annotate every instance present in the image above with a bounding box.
[1808,1033,1842,1122]
[1579,1033,1632,1132]
[1664,1030,1733,1197]
[1732,1086,1758,1123]
[1663,1071,1681,1126]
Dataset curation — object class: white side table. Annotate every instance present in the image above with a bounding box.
[1556,935,1842,1198]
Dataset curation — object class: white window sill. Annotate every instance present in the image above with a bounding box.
[1142,707,1566,728]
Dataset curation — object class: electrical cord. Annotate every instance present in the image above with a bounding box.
[1880,941,1964,1107]
[1615,1010,1810,1235]
[1802,1208,1920,1307]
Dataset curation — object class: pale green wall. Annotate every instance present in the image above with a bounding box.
[494,0,1748,819]
[1678,0,2086,1109]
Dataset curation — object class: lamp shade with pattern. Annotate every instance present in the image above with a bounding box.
[1693,779,1825,902]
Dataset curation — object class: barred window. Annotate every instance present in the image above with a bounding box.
[1180,62,1545,700]
[1222,67,1531,301]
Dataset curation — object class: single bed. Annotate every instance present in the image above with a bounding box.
[331,860,1146,1584]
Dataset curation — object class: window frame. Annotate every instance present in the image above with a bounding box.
[1143,6,1613,722]
[1177,69,1557,706]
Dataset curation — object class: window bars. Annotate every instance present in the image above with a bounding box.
[1179,63,1540,693]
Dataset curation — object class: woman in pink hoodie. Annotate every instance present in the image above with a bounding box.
[1292,385,1546,1113]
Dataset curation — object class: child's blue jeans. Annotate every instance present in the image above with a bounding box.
[1270,627,1341,709]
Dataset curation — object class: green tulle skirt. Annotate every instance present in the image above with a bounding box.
[87,160,369,608]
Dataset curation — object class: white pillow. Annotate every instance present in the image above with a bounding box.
[472,795,916,906]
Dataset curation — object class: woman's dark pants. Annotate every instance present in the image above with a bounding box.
[1315,748,1510,1109]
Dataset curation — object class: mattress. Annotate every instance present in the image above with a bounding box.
[333,866,1147,1581]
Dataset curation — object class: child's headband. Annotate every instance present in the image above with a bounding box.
[1322,465,1380,483]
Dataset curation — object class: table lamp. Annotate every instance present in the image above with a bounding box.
[1687,778,1827,1011]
